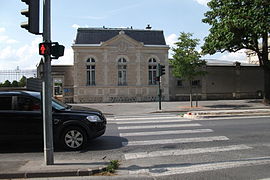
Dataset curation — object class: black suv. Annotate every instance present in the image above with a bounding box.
[0,91,106,150]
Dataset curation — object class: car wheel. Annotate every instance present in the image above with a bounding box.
[61,127,87,150]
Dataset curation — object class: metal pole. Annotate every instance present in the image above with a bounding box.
[158,78,162,110]
[42,0,54,165]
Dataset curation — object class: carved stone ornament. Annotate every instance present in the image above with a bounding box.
[118,40,128,52]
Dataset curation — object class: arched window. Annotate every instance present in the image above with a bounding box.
[118,57,127,86]
[86,58,96,86]
[148,58,158,85]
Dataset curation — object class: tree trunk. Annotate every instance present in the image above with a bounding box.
[189,80,193,107]
[261,32,270,104]
[263,67,270,104]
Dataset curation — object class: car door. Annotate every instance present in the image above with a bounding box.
[0,95,16,141]
[13,95,43,140]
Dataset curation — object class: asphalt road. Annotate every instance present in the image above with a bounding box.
[1,114,270,180]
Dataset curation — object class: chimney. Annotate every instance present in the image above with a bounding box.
[146,24,152,30]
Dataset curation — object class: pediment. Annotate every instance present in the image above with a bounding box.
[100,31,144,49]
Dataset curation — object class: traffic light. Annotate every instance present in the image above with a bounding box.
[157,63,166,77]
[21,0,40,35]
[39,43,51,55]
[51,42,65,59]
[160,65,165,76]
[39,42,65,59]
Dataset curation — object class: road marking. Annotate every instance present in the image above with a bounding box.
[114,116,182,121]
[128,156,270,176]
[124,144,252,160]
[120,129,213,137]
[115,119,191,124]
[118,123,201,130]
[122,136,229,146]
[195,115,270,120]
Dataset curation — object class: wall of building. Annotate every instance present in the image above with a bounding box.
[169,65,264,101]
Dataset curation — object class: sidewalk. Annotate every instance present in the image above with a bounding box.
[1,99,270,179]
[75,99,270,116]
[0,159,108,179]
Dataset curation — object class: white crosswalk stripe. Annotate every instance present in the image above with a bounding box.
[128,156,270,176]
[120,128,213,137]
[114,116,182,121]
[115,119,191,124]
[115,114,265,176]
[122,136,229,146]
[118,123,201,130]
[124,144,252,160]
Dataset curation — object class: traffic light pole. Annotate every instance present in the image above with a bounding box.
[158,78,162,110]
[42,0,54,165]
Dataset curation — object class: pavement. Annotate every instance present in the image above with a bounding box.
[1,99,270,179]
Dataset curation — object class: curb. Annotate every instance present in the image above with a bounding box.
[0,166,107,179]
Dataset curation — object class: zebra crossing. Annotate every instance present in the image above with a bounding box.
[108,114,270,177]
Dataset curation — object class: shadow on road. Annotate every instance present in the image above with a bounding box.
[80,136,127,152]
[0,136,127,153]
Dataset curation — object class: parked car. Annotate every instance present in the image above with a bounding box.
[0,90,107,150]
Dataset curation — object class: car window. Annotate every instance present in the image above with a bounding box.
[15,96,41,111]
[52,97,68,110]
[0,96,12,110]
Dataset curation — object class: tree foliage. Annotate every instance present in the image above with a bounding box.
[202,0,270,66]
[170,32,206,106]
[170,32,206,80]
[202,0,270,102]
[0,76,27,87]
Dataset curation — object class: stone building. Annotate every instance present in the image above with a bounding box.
[71,27,170,103]
[169,60,264,101]
[35,27,264,103]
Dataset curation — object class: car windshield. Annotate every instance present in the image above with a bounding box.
[52,98,69,110]
[28,92,69,110]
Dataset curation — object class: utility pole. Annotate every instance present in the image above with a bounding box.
[157,63,166,110]
[158,78,162,110]
[42,0,54,165]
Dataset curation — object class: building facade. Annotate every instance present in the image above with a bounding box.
[169,60,264,101]
[35,27,264,103]
[71,27,170,103]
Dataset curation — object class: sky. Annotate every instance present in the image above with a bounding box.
[0,0,248,71]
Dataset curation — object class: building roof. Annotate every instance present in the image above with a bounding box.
[74,27,166,45]
[205,59,259,66]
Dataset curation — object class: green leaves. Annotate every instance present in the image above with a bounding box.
[202,0,270,64]
[170,32,206,81]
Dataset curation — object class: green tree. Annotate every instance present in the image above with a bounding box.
[2,80,12,87]
[170,32,206,107]
[18,76,27,87]
[11,80,19,87]
[202,0,270,102]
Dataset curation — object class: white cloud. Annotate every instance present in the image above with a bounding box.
[165,33,178,58]
[0,27,5,33]
[218,49,247,62]
[0,46,14,59]
[72,24,80,29]
[0,31,18,44]
[72,24,90,29]
[52,47,73,65]
[0,37,42,69]
[194,0,210,6]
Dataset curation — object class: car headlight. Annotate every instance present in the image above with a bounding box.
[86,115,102,122]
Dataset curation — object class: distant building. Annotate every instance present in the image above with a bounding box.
[36,26,264,103]
[246,38,270,65]
[169,60,264,101]
[71,27,170,103]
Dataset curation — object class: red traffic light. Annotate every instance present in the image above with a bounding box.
[39,43,51,55]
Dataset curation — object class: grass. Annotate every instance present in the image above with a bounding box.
[95,160,120,176]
